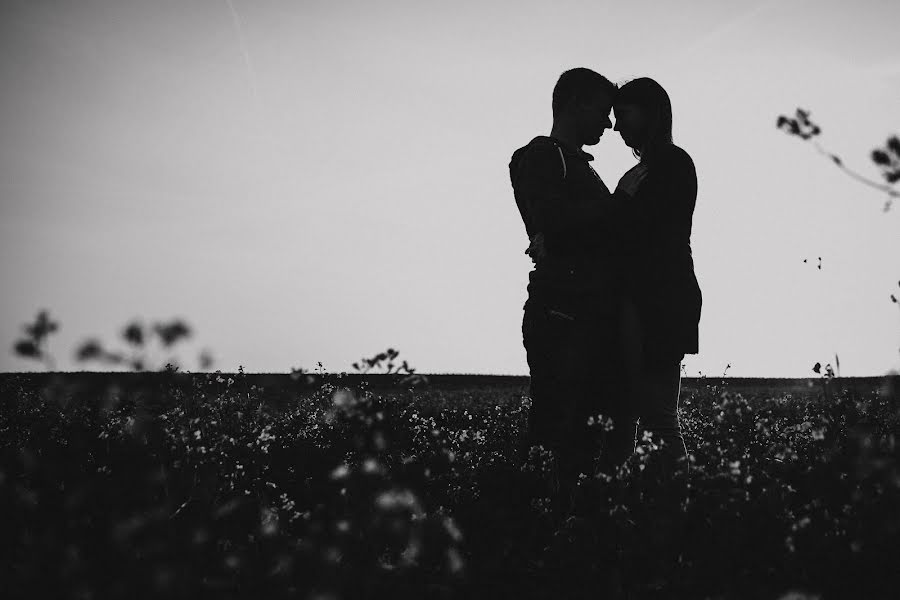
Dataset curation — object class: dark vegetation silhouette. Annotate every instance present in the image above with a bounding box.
[776,108,900,212]
[12,310,59,370]
[3,342,899,598]
[12,309,213,373]
[352,347,429,387]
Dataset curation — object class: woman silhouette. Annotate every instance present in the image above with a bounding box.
[613,77,702,480]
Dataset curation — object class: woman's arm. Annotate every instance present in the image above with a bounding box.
[654,145,697,224]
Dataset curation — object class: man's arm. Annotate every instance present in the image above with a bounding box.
[512,144,620,241]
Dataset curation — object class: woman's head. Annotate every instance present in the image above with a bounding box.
[613,77,673,160]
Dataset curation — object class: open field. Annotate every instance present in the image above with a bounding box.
[2,372,899,599]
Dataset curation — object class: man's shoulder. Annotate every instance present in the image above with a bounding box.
[510,136,567,178]
[512,136,562,160]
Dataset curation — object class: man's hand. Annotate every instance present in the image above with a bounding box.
[525,232,547,265]
[616,163,649,198]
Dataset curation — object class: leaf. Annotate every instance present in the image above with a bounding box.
[777,117,800,136]
[887,135,900,157]
[123,322,144,346]
[812,362,821,374]
[14,339,40,358]
[76,339,104,361]
[872,149,891,165]
[830,155,842,166]
[25,310,58,340]
[153,320,191,347]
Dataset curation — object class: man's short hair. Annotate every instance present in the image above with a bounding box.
[552,68,616,117]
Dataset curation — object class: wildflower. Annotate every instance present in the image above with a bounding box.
[330,464,350,480]
[443,516,463,542]
[260,507,279,537]
[447,547,465,574]
[375,488,424,516]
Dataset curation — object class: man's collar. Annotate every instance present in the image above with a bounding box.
[538,135,594,162]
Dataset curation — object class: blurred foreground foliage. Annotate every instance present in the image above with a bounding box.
[2,371,899,599]
[12,310,213,373]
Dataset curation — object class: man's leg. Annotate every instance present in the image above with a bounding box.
[521,297,590,515]
[522,298,579,454]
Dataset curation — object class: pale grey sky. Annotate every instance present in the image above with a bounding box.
[2,0,898,376]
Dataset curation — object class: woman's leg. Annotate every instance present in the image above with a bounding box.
[634,359,690,583]
[578,296,640,476]
[636,360,688,480]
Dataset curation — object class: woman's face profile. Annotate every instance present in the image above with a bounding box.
[613,103,648,150]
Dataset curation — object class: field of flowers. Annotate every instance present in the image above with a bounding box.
[2,371,899,599]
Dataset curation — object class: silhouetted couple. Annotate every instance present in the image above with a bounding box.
[509,68,702,513]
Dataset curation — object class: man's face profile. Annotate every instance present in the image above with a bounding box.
[575,92,614,146]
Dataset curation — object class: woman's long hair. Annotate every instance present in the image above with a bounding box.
[616,77,673,162]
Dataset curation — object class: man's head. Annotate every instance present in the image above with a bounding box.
[552,68,617,146]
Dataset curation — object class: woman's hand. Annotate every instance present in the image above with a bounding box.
[525,232,547,265]
[616,163,649,198]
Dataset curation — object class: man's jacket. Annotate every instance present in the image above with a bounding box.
[509,135,622,300]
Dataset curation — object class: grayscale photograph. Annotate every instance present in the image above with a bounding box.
[1,0,898,598]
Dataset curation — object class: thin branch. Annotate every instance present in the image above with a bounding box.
[169,497,193,519]
[812,142,900,198]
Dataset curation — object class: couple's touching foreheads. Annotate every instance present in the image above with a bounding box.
[509,68,702,517]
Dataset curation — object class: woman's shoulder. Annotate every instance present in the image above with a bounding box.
[657,143,695,171]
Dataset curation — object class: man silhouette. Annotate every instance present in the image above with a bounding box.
[509,68,645,512]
